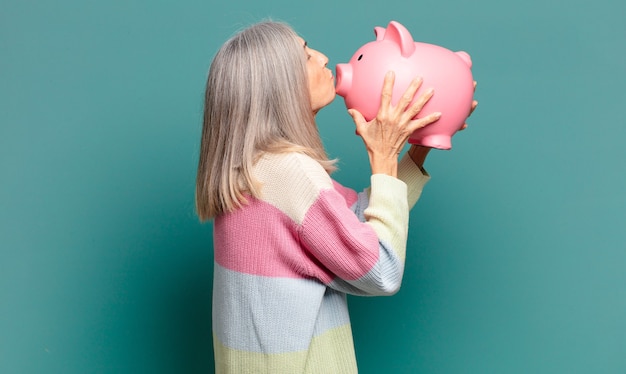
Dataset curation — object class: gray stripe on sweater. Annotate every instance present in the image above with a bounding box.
[213,263,351,353]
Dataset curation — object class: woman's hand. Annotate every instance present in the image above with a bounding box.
[348,71,441,177]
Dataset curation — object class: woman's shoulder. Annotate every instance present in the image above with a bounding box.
[252,152,334,223]
[254,152,333,189]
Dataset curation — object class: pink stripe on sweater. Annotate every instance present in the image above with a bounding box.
[300,189,380,281]
[214,186,380,283]
[214,198,308,279]
[332,180,358,207]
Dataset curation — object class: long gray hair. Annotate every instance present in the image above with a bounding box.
[195,21,336,221]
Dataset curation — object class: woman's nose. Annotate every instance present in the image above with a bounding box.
[320,53,329,66]
[314,50,328,66]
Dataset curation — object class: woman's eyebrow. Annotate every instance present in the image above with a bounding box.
[303,40,308,49]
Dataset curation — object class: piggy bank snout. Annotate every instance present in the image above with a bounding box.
[334,64,352,97]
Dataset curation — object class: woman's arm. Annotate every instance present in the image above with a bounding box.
[299,172,410,296]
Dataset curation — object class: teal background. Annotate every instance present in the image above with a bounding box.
[1,0,625,372]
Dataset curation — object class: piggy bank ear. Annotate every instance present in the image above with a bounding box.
[384,21,415,57]
[374,26,385,41]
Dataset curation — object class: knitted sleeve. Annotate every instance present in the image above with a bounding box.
[309,152,430,295]
[302,172,408,295]
[397,151,431,209]
[252,153,417,296]
[346,152,431,222]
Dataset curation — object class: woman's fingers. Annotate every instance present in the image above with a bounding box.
[469,99,478,116]
[404,87,434,120]
[396,76,424,113]
[379,71,396,110]
[348,109,366,135]
[409,111,441,132]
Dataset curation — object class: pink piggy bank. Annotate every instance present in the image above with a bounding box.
[335,20,474,150]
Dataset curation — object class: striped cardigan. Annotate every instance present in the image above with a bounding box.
[212,151,430,373]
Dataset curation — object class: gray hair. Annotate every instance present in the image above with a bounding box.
[196,20,336,220]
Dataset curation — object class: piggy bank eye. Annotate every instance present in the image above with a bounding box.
[357,54,363,61]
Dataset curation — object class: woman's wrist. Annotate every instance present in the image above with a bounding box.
[369,155,398,178]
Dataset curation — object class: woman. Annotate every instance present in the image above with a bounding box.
[196,20,475,373]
